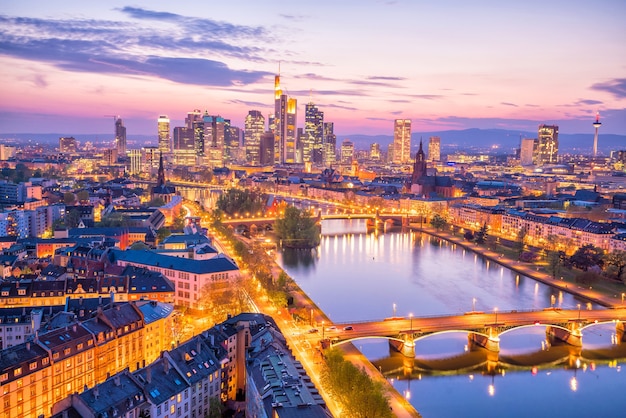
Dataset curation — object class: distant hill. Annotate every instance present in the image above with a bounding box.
[339,129,626,154]
[1,129,624,154]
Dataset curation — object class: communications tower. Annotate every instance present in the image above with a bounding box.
[592,112,601,157]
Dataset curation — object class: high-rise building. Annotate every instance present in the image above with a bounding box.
[274,74,297,164]
[157,115,171,153]
[520,138,536,166]
[203,113,226,167]
[172,126,195,166]
[141,146,160,174]
[245,110,265,165]
[393,119,411,164]
[370,143,381,161]
[260,132,275,166]
[59,136,77,153]
[428,136,441,162]
[323,122,336,166]
[115,117,127,157]
[304,103,324,163]
[128,149,142,174]
[593,112,602,157]
[537,124,559,164]
[340,139,354,164]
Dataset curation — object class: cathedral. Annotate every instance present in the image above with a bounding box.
[407,140,456,198]
[151,153,176,203]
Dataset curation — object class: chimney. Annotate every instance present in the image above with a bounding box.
[146,366,152,384]
[163,359,170,375]
[93,385,99,400]
[72,324,77,333]
[26,342,31,351]
[197,338,202,354]
[114,375,121,386]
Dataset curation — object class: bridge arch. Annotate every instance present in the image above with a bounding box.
[412,329,491,343]
[498,323,571,337]
[330,335,405,347]
[580,320,619,331]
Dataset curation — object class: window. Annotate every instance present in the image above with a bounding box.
[29,362,37,371]
[42,357,49,366]
[14,368,21,376]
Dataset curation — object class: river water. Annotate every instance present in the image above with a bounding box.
[276,219,625,418]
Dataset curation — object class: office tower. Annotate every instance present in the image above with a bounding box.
[340,140,354,164]
[0,145,16,161]
[128,149,142,174]
[245,110,265,165]
[103,149,118,165]
[59,136,77,153]
[183,109,203,156]
[260,132,275,165]
[224,120,241,164]
[520,138,536,166]
[593,112,601,157]
[172,126,196,166]
[203,113,225,167]
[274,73,297,164]
[115,117,127,157]
[537,124,559,164]
[157,115,171,153]
[141,146,160,174]
[428,136,441,162]
[370,143,381,161]
[323,122,336,166]
[304,103,324,164]
[393,119,411,164]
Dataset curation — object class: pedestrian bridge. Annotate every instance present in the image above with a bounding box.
[326,308,626,358]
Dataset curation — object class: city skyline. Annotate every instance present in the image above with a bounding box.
[0,0,625,137]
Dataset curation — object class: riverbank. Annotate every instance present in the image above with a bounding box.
[415,225,624,309]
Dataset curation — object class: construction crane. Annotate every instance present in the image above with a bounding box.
[104,114,120,121]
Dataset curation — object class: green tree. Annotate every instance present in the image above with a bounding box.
[156,227,171,243]
[274,206,320,249]
[98,213,129,227]
[76,190,90,203]
[569,244,604,271]
[603,250,626,282]
[129,241,150,250]
[546,250,564,279]
[430,213,448,231]
[206,397,224,418]
[65,208,82,228]
[216,188,266,216]
[474,222,488,245]
[515,226,528,258]
[63,192,76,206]
[148,197,166,207]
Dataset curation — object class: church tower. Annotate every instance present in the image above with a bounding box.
[411,139,428,184]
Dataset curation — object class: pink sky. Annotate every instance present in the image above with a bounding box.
[0,0,625,137]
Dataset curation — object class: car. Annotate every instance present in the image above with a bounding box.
[326,326,337,331]
[308,328,319,333]
[343,326,354,331]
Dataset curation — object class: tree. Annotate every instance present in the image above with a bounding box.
[430,213,448,231]
[603,250,626,282]
[515,226,528,258]
[463,230,474,241]
[63,192,76,206]
[474,222,488,245]
[546,250,564,279]
[206,397,224,418]
[147,197,166,207]
[156,228,171,243]
[65,208,82,228]
[216,188,266,216]
[569,244,604,272]
[76,190,90,203]
[275,206,320,249]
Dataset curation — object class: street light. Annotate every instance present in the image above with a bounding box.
[322,321,325,340]
[622,293,625,306]
[494,307,498,325]
[409,313,413,333]
[393,303,397,317]
[577,304,581,321]
[472,298,476,312]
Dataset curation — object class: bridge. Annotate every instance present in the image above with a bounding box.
[325,308,626,359]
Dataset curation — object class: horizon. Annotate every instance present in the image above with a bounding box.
[1,1,625,136]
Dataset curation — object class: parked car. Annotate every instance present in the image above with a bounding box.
[343,326,354,331]
[308,328,319,333]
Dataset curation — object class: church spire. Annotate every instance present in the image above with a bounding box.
[157,152,165,187]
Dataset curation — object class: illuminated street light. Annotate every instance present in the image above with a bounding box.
[409,313,413,333]
[622,293,625,305]
[472,298,476,312]
[494,307,498,325]
[393,303,397,317]
[577,304,581,321]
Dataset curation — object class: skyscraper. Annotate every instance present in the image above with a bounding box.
[203,113,225,167]
[157,115,171,153]
[59,136,77,153]
[520,138,536,166]
[323,122,336,166]
[370,143,381,161]
[537,124,559,164]
[304,103,324,164]
[428,136,441,162]
[340,140,354,164]
[274,73,297,164]
[115,117,126,157]
[245,110,265,165]
[393,119,411,164]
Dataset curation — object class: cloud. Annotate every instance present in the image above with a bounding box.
[367,76,406,81]
[290,89,369,97]
[591,78,626,99]
[0,10,274,86]
[227,99,271,108]
[366,117,392,122]
[403,94,443,100]
[279,14,309,22]
[501,102,518,107]
[319,103,358,111]
[576,99,603,106]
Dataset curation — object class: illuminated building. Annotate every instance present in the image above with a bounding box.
[537,124,559,164]
[428,136,440,162]
[244,110,265,165]
[273,74,298,164]
[114,117,126,158]
[370,143,381,161]
[593,113,601,157]
[59,137,77,154]
[323,122,336,166]
[128,149,142,175]
[141,146,160,175]
[393,119,412,164]
[173,126,196,166]
[520,138,536,166]
[260,132,275,166]
[157,115,171,153]
[340,140,354,164]
[203,113,226,167]
[304,103,324,164]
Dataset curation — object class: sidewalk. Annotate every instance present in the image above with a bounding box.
[419,226,622,309]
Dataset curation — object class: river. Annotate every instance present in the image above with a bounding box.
[276,219,625,418]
